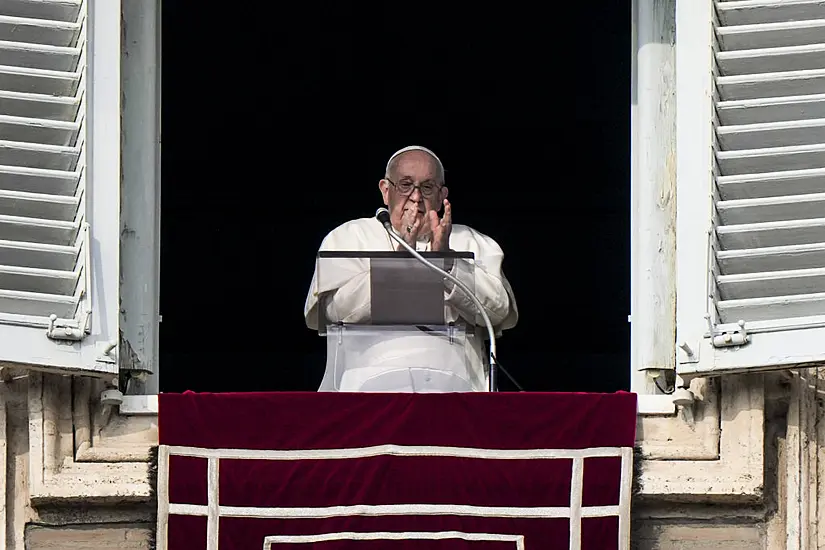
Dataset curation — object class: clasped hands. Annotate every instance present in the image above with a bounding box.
[397,199,452,252]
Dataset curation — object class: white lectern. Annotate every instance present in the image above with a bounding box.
[315,251,481,392]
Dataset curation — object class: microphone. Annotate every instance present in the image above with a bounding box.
[376,207,392,228]
[374,207,500,392]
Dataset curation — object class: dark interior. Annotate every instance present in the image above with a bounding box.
[158,4,631,393]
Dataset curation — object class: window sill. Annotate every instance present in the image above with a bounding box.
[118,393,673,416]
[120,394,158,416]
[637,394,676,415]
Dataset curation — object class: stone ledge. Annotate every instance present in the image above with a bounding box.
[26,523,153,550]
[30,462,153,506]
[34,503,155,526]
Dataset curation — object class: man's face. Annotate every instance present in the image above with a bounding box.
[379,150,448,237]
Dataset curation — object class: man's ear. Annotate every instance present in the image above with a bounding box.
[378,179,390,206]
[440,185,449,206]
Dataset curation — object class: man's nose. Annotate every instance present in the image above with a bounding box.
[409,186,423,201]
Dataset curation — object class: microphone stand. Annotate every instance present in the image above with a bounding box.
[378,212,499,392]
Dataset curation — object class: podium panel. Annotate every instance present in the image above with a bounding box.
[324,324,472,392]
[315,251,479,392]
[315,251,476,331]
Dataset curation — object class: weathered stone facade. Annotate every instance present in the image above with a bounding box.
[633,370,825,549]
[3,369,820,549]
[0,370,155,548]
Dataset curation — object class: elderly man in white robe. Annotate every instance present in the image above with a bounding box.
[304,146,518,392]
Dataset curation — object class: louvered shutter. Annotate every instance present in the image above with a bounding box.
[0,0,120,376]
[677,0,825,377]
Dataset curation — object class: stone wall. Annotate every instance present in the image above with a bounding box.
[6,369,825,549]
[0,370,156,549]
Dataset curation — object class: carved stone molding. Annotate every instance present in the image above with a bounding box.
[27,373,157,504]
[638,374,764,504]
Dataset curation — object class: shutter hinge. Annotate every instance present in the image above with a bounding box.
[47,310,90,342]
[706,316,750,348]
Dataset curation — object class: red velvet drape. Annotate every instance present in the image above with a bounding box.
[159,391,637,550]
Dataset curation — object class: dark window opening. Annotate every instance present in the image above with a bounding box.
[158,4,631,393]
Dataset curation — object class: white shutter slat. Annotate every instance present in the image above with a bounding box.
[0,240,78,271]
[718,266,825,298]
[0,115,79,146]
[717,0,825,27]
[718,218,825,249]
[0,65,78,96]
[717,69,825,100]
[0,140,79,170]
[717,94,825,125]
[717,44,825,75]
[717,118,825,149]
[0,89,80,121]
[0,165,78,195]
[0,40,80,73]
[0,189,79,220]
[0,287,77,318]
[711,0,825,327]
[0,265,77,295]
[717,168,825,199]
[718,242,825,273]
[0,215,79,246]
[717,193,825,224]
[0,1,81,23]
[718,19,825,50]
[717,292,825,321]
[717,143,825,173]
[0,15,79,47]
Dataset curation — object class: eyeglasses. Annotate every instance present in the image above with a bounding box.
[386,177,442,198]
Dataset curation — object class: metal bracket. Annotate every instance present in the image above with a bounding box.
[707,316,750,348]
[95,340,118,364]
[678,341,700,363]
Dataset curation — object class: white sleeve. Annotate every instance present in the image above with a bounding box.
[444,233,518,331]
[320,271,371,324]
[304,225,372,330]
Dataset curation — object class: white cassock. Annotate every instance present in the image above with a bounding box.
[304,217,518,393]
